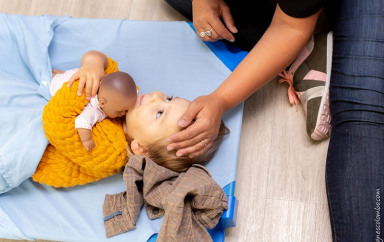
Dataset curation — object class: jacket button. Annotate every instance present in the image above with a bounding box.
[152,207,159,215]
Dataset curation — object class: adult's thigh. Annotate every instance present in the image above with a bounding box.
[326,0,384,241]
[164,0,273,51]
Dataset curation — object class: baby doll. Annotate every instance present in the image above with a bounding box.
[50,69,138,151]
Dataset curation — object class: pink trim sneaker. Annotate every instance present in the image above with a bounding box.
[279,32,333,140]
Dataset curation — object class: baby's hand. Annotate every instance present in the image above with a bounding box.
[67,65,104,100]
[67,51,107,100]
[82,139,95,151]
[77,128,96,151]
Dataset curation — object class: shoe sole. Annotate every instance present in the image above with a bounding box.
[311,32,333,140]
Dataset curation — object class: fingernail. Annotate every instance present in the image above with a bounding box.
[176,151,184,157]
[178,119,187,127]
[230,38,235,42]
[233,26,238,33]
[167,137,172,142]
[167,145,174,151]
[77,92,82,96]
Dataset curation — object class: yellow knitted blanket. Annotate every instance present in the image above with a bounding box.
[32,57,128,187]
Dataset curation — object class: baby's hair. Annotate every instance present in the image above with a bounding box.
[99,71,136,98]
[124,120,230,172]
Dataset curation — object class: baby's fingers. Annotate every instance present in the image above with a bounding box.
[77,76,87,98]
[86,143,95,151]
[83,74,101,99]
[84,77,93,100]
[67,72,79,88]
[91,79,100,98]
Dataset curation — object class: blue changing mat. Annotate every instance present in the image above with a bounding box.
[0,14,246,241]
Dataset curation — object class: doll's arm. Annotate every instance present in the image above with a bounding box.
[75,102,106,151]
[77,128,95,151]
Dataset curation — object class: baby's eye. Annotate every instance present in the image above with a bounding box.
[156,110,163,118]
[166,96,173,102]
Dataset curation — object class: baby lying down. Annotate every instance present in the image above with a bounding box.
[35,50,230,241]
[67,51,230,241]
[122,90,229,172]
[69,50,230,172]
[34,50,229,186]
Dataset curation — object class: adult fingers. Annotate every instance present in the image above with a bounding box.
[167,94,224,156]
[168,116,219,157]
[168,128,208,154]
[188,141,213,158]
[193,13,225,41]
[176,100,203,128]
[197,3,236,42]
[177,140,212,158]
[210,17,235,42]
[199,28,222,41]
[197,20,230,42]
[221,4,238,34]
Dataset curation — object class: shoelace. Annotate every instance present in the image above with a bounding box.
[278,36,314,112]
[278,70,299,111]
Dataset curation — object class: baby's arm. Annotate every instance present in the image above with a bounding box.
[67,50,108,100]
[75,102,106,151]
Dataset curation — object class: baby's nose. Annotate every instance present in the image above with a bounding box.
[149,93,162,103]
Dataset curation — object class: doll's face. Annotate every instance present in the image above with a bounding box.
[98,88,137,118]
[125,91,190,146]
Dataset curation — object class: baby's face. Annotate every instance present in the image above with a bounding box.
[100,89,137,118]
[125,91,190,146]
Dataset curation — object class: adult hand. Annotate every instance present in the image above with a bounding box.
[167,93,227,158]
[192,0,238,42]
[66,50,107,100]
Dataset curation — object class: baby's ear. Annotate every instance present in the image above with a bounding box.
[130,140,150,157]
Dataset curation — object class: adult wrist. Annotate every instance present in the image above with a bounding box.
[209,92,229,116]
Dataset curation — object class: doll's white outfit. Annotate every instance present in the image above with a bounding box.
[50,68,106,131]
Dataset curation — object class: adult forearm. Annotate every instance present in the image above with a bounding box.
[213,6,319,111]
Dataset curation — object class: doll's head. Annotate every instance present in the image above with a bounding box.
[124,91,229,172]
[98,71,138,118]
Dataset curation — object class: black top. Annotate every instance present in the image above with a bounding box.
[277,0,324,18]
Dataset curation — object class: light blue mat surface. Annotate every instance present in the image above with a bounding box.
[0,14,243,241]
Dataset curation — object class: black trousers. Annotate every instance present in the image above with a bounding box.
[165,0,274,51]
